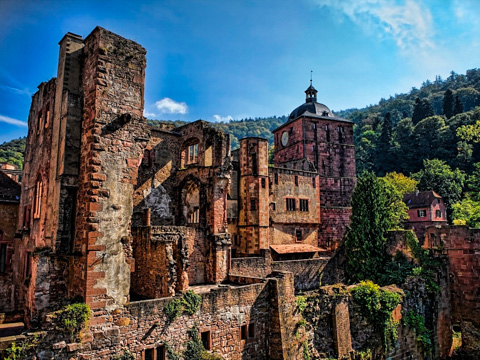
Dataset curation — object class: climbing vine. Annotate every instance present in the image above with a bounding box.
[351,281,402,351]
[164,290,203,322]
[404,310,432,350]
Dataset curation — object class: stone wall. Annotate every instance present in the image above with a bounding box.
[230,256,271,278]
[0,200,18,314]
[425,225,480,355]
[272,257,329,292]
[9,272,303,360]
[301,282,438,360]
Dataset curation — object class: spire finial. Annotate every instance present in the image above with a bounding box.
[310,70,313,85]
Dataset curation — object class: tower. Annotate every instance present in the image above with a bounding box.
[272,81,356,250]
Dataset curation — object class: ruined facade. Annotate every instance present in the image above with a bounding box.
[1,26,478,360]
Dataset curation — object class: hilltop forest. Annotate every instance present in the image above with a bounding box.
[2,68,480,226]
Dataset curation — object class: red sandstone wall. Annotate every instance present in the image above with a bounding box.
[73,27,147,314]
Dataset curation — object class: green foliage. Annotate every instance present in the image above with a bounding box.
[164,342,180,360]
[345,172,407,283]
[182,322,224,359]
[457,120,480,143]
[296,296,307,313]
[413,159,466,211]
[452,195,480,228]
[406,231,442,294]
[164,290,202,321]
[54,303,91,340]
[404,310,432,349]
[379,252,414,285]
[3,335,39,359]
[164,298,183,321]
[0,137,26,169]
[302,340,311,360]
[181,290,202,315]
[351,281,402,351]
[112,350,135,360]
[443,89,455,119]
[382,172,418,195]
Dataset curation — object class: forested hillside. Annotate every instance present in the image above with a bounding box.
[148,116,287,149]
[0,137,26,169]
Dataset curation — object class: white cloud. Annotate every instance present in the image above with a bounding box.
[0,84,32,96]
[0,115,27,127]
[212,114,234,123]
[314,0,434,51]
[143,110,156,118]
[155,97,188,114]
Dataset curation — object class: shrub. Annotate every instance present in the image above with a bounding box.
[351,281,402,351]
[182,290,202,315]
[296,296,307,313]
[404,310,432,350]
[164,298,183,321]
[55,303,91,340]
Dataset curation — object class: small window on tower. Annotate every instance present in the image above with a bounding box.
[274,173,278,185]
[261,178,266,188]
[436,210,442,218]
[286,198,296,211]
[312,177,316,188]
[295,229,303,242]
[295,176,298,186]
[250,199,257,211]
[300,199,309,212]
[271,202,276,211]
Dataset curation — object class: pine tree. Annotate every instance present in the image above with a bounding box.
[345,172,407,283]
[443,89,454,118]
[422,98,434,118]
[376,113,393,176]
[412,97,423,125]
[454,95,464,115]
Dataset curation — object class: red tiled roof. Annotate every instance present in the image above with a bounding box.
[270,244,325,254]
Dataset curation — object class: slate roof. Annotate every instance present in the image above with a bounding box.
[0,170,21,203]
[403,191,442,209]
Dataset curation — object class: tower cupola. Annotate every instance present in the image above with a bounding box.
[305,80,317,103]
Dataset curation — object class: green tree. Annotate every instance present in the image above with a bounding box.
[412,97,424,125]
[413,159,466,212]
[454,95,464,116]
[457,120,480,143]
[443,89,454,119]
[382,172,418,195]
[375,113,394,176]
[452,196,480,228]
[345,172,407,283]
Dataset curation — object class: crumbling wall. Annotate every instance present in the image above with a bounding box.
[72,27,147,316]
[272,257,329,292]
[9,278,306,360]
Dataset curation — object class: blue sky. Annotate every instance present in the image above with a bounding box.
[1,0,480,143]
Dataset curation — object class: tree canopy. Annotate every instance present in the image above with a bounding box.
[345,172,408,283]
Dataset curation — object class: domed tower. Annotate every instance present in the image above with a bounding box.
[272,81,356,250]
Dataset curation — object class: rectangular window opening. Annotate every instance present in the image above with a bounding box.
[250,199,257,211]
[295,176,298,186]
[144,348,154,360]
[274,173,278,185]
[417,209,427,218]
[300,199,309,212]
[241,324,248,340]
[261,178,266,188]
[436,210,442,218]
[201,331,212,350]
[296,229,303,242]
[286,198,296,211]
